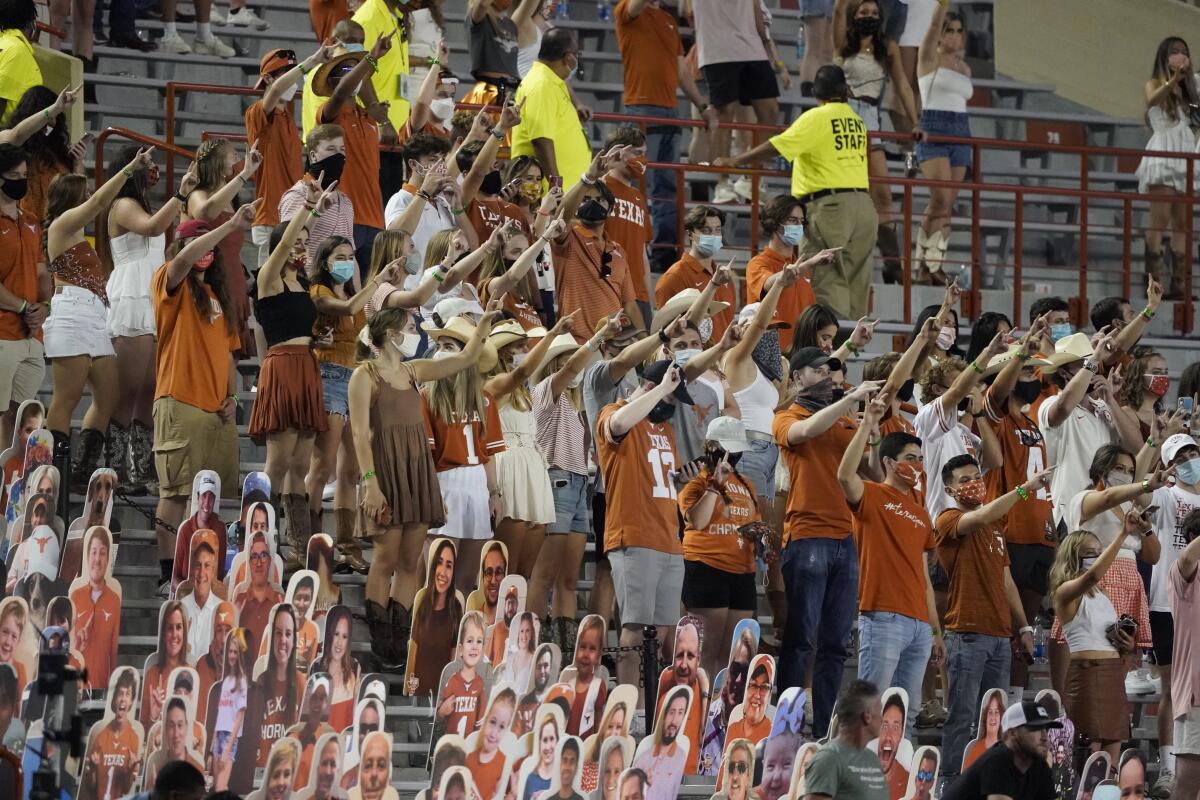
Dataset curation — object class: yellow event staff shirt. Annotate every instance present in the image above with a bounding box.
[353,0,411,132]
[511,61,591,190]
[769,101,870,198]
[0,29,41,125]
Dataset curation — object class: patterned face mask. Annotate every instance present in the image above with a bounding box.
[751,330,783,382]
[951,478,986,508]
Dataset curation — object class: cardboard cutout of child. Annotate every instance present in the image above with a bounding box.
[465,683,521,800]
[559,614,609,738]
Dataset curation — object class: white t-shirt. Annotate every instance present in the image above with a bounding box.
[914,398,980,522]
[383,187,456,266]
[1149,484,1200,612]
[1065,489,1142,556]
[215,677,248,732]
[182,589,220,664]
[1037,396,1117,526]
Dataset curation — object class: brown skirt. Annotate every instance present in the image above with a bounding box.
[247,345,329,438]
[1065,657,1130,743]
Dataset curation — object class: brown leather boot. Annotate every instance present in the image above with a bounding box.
[1146,239,1165,291]
[282,493,310,571]
[1169,251,1192,300]
[335,508,369,574]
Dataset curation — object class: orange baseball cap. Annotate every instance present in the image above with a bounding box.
[255,48,298,89]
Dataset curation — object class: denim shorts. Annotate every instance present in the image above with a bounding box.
[213,729,238,760]
[800,0,834,17]
[917,109,973,168]
[736,437,778,500]
[320,361,352,417]
[547,468,589,534]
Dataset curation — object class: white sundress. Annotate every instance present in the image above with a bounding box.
[1136,105,1196,194]
[106,229,166,338]
[494,400,556,525]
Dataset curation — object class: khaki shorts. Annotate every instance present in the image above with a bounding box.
[153,397,238,499]
[0,337,45,408]
[609,546,684,628]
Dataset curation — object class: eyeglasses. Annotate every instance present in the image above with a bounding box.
[482,567,506,578]
[729,762,749,775]
[747,681,771,695]
[250,552,271,563]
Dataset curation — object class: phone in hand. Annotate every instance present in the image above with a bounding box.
[1181,396,1194,414]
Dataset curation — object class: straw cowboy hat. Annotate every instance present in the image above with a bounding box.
[422,316,499,373]
[312,50,363,98]
[1041,332,1094,373]
[489,320,547,351]
[650,288,730,333]
[530,333,589,383]
[981,344,1052,377]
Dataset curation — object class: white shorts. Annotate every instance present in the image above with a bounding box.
[43,286,116,359]
[1176,707,1200,756]
[428,464,493,541]
[251,224,273,272]
[609,546,684,628]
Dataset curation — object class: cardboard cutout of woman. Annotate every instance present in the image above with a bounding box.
[6,487,60,577]
[699,619,759,776]
[257,570,320,669]
[560,614,609,738]
[516,705,566,800]
[4,432,53,547]
[580,683,636,793]
[246,736,303,800]
[960,688,1005,772]
[587,735,634,800]
[206,627,253,792]
[407,537,465,698]
[710,738,754,800]
[142,600,191,729]
[1077,751,1112,800]
[499,610,539,691]
[0,399,45,523]
[439,766,482,800]
[867,687,913,800]
[195,601,238,726]
[69,526,121,691]
[632,685,694,800]
[1117,749,1147,800]
[785,743,820,800]
[314,604,360,733]
[78,666,144,800]
[465,683,521,800]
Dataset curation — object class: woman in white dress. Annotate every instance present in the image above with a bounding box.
[98,147,198,493]
[1137,37,1199,298]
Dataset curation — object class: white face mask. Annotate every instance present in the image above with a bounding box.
[430,97,456,121]
[392,332,420,359]
[432,348,457,361]
[510,352,528,368]
[280,82,299,102]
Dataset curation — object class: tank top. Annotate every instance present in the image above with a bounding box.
[837,52,887,102]
[1062,590,1119,654]
[256,287,317,347]
[733,368,778,435]
[918,67,974,113]
[517,25,543,79]
[470,12,519,83]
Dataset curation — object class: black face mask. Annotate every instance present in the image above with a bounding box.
[1014,379,1042,406]
[1,177,28,200]
[897,378,915,404]
[455,150,474,174]
[480,169,503,196]
[795,377,836,411]
[648,400,675,424]
[501,257,517,272]
[854,15,882,35]
[307,152,345,188]
[957,396,971,413]
[577,198,610,223]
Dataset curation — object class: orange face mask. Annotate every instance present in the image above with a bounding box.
[951,478,986,508]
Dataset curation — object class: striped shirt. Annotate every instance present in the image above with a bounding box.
[533,374,589,475]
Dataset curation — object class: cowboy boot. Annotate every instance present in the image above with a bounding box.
[51,430,71,523]
[542,616,558,649]
[877,222,904,285]
[924,228,950,286]
[366,600,396,668]
[1170,250,1191,301]
[282,493,311,571]
[104,422,132,488]
[1146,239,1165,291]
[390,600,412,669]
[71,428,106,487]
[559,617,579,665]
[915,226,934,285]
[336,507,369,574]
[129,420,158,495]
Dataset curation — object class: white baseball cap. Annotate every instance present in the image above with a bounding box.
[706,416,751,453]
[428,296,485,326]
[1163,433,1199,466]
[23,525,61,580]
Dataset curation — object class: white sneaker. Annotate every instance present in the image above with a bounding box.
[157,580,172,598]
[1125,668,1156,696]
[228,6,270,29]
[733,175,754,202]
[159,31,192,54]
[711,179,738,205]
[193,36,235,58]
[209,7,227,23]
[322,481,336,502]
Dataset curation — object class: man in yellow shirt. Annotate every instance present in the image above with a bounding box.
[353,0,411,201]
[0,0,43,124]
[511,28,591,191]
[717,65,876,319]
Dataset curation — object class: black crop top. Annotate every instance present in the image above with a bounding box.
[256,288,317,348]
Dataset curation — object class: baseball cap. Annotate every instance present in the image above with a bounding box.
[24,525,60,580]
[641,359,694,405]
[789,346,841,374]
[1163,433,1199,466]
[176,218,212,239]
[195,471,219,498]
[737,302,790,329]
[190,528,220,558]
[429,296,485,325]
[1000,700,1063,733]
[255,48,298,89]
[214,601,237,628]
[706,416,751,453]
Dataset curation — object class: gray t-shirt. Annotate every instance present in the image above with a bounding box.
[802,739,888,800]
[670,378,719,468]
[582,359,637,493]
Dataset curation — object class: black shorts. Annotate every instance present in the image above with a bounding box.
[1007,542,1055,595]
[1150,610,1175,667]
[702,60,781,108]
[592,491,609,561]
[681,559,758,611]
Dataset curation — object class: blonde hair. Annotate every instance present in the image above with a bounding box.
[194,139,232,192]
[424,359,489,440]
[265,737,300,779]
[490,341,533,413]
[425,228,457,270]
[355,307,412,364]
[366,229,412,284]
[918,356,968,396]
[459,610,486,644]
[1048,530,1099,600]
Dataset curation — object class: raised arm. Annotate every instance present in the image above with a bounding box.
[388,159,446,233]
[556,146,631,237]
[409,308,503,382]
[0,84,78,146]
[684,318,741,382]
[1044,330,1117,428]
[687,260,731,327]
[1177,521,1200,581]
[786,380,882,446]
[1078,463,1174,522]
[407,40,449,135]
[551,317,620,398]
[462,100,524,207]
[264,43,334,114]
[684,456,735,530]
[608,365,682,439]
[918,0,948,75]
[190,142,262,222]
[832,0,851,51]
[49,147,154,245]
[325,33,392,120]
[486,310,579,399]
[839,394,888,507]
[1113,277,1163,353]
[607,315,686,382]
[489,219,566,299]
[957,469,1054,536]
[1057,508,1150,613]
[165,202,259,291]
[831,317,880,364]
[258,181,338,297]
[988,318,1045,407]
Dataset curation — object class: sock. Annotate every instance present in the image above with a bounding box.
[164,21,178,37]
[1162,745,1176,774]
[197,22,212,41]
[160,559,172,583]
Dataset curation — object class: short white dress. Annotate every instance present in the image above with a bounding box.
[106,229,165,338]
[493,400,555,525]
[1136,105,1196,194]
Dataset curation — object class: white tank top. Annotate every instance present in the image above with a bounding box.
[1062,590,1119,654]
[517,26,543,79]
[733,368,778,435]
[918,67,974,113]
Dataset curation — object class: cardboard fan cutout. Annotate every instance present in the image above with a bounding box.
[959,687,1005,772]
[433,610,494,757]
[245,602,307,774]
[0,597,37,717]
[78,665,144,800]
[632,684,694,800]
[465,682,522,800]
[236,470,273,566]
[580,683,636,794]
[513,642,562,737]
[616,767,649,800]
[19,623,85,800]
[340,695,386,792]
[3,428,53,551]
[194,600,238,726]
[1117,749,1148,800]
[785,742,820,800]
[8,492,63,589]
[407,537,466,698]
[245,735,303,800]
[1036,689,1076,798]
[515,705,566,800]
[710,737,754,800]
[142,667,205,756]
[1077,751,1112,800]
[228,501,283,592]
[699,619,759,776]
[6,479,61,573]
[69,525,121,692]
[718,655,778,789]
[439,765,482,800]
[142,693,205,788]
[0,662,24,758]
[313,604,361,733]
[256,570,321,669]
[423,734,470,800]
[20,598,84,732]
[0,400,44,520]
[497,609,540,691]
[559,614,609,738]
[205,627,253,793]
[231,527,286,657]
[141,600,192,729]
[655,616,709,777]
[867,687,913,800]
[172,470,228,593]
[541,734,587,800]
[901,746,940,800]
[10,522,65,608]
[285,672,338,789]
[751,694,804,800]
[307,532,341,619]
[467,540,509,626]
[175,528,226,665]
[293,730,345,800]
[61,468,116,584]
[587,735,633,800]
[486,575,527,667]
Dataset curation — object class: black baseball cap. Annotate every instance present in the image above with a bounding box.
[1001,701,1063,733]
[642,359,694,405]
[789,346,843,374]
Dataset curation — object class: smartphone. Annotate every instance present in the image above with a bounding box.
[548,175,564,190]
[1181,396,1195,414]
[1145,505,1160,516]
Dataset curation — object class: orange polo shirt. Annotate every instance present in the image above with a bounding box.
[655,253,736,340]
[745,246,816,351]
[318,99,384,229]
[245,99,302,228]
[552,225,636,342]
[72,582,122,690]
[0,208,42,341]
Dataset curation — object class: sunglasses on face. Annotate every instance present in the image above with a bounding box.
[916,770,935,782]
[729,762,749,775]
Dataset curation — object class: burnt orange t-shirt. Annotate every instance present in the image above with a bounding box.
[745,247,816,352]
[442,668,485,738]
[655,254,736,341]
[772,404,857,544]
[935,508,1013,637]
[466,748,508,800]
[467,197,532,243]
[72,582,121,690]
[245,100,302,228]
[0,208,42,342]
[615,0,684,108]
[317,100,384,229]
[603,175,653,303]
[879,409,916,437]
[422,391,507,470]
[86,720,142,800]
[850,482,936,622]
[480,277,543,331]
[679,470,759,574]
[309,0,349,42]
[256,671,305,767]
[597,401,683,555]
[552,226,636,343]
[983,391,1057,548]
[152,266,240,413]
[655,671,705,775]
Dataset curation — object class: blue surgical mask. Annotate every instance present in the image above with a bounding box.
[343,43,365,53]
[1050,322,1073,342]
[1179,457,1200,486]
[330,259,355,284]
[673,348,702,367]
[780,224,804,247]
[695,234,722,258]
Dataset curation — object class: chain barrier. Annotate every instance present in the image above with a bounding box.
[112,488,178,536]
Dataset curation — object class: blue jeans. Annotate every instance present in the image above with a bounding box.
[857,611,934,733]
[941,632,1012,776]
[624,104,680,269]
[779,536,859,739]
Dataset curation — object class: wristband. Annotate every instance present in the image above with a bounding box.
[773,60,786,71]
[1017,351,1031,361]
[363,470,377,481]
[970,360,984,374]
[1142,478,1151,492]
[931,629,942,638]
[1081,357,1100,373]
[309,209,322,219]
[299,62,314,76]
[416,189,433,202]
[536,209,552,217]
[17,300,27,314]
[845,341,860,357]
[587,338,602,352]
[489,127,505,141]
[42,108,52,123]
[429,56,441,67]
[228,392,240,403]
[364,54,380,72]
[658,329,670,344]
[1142,306,1155,320]
[122,167,134,178]
[580,173,597,187]
[1148,437,1159,449]
[432,268,446,283]
[1018,625,1035,636]
[1015,486,1030,501]
[452,207,466,216]
[866,438,882,448]
[489,488,503,497]
[174,192,187,204]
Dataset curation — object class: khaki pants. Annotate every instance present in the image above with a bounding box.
[799,190,879,319]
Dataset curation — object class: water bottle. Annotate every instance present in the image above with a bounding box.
[795,23,806,62]
[556,0,570,20]
[596,0,610,21]
[1033,625,1048,664]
